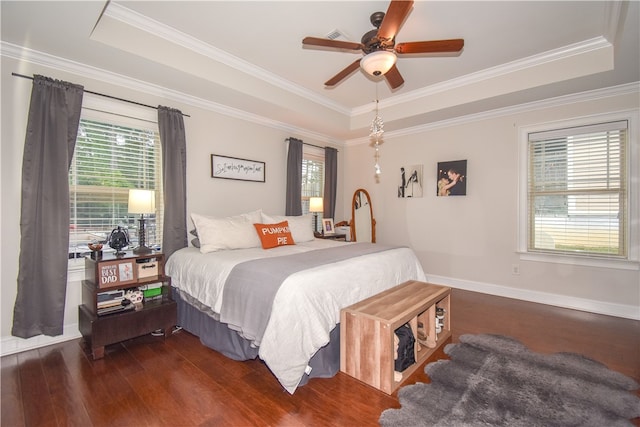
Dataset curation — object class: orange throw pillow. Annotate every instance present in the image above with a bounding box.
[254,221,296,249]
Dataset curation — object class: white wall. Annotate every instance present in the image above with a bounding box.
[1,54,637,356]
[0,56,343,354]
[341,90,639,319]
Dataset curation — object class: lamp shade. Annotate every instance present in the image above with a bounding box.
[128,189,156,214]
[360,50,397,76]
[309,197,324,213]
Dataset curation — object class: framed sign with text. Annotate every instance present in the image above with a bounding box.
[211,154,265,182]
[98,259,137,289]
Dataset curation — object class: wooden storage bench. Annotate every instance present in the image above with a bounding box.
[340,280,451,394]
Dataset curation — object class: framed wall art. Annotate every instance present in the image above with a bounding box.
[398,164,423,198]
[211,154,265,182]
[437,160,467,196]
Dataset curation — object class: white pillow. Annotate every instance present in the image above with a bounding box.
[191,210,262,253]
[261,212,315,242]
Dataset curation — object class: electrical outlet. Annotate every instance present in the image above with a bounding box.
[511,264,520,275]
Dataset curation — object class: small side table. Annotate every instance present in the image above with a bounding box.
[78,251,176,359]
[314,232,347,241]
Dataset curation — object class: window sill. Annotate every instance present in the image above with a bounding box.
[68,257,85,273]
[518,252,639,271]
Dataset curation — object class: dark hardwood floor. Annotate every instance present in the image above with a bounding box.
[2,289,639,426]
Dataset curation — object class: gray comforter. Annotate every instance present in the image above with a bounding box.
[219,242,398,345]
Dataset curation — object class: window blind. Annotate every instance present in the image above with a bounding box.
[69,118,163,257]
[528,120,627,257]
[301,148,325,213]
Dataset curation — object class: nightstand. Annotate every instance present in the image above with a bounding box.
[78,251,176,359]
[315,232,347,241]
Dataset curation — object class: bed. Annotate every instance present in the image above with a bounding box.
[165,211,427,393]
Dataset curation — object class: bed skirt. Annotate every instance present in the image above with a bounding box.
[171,287,340,387]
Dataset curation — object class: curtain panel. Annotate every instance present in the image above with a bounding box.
[12,75,84,338]
[285,138,303,216]
[323,147,338,219]
[158,106,188,259]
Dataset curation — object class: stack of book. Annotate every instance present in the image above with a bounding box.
[97,289,134,316]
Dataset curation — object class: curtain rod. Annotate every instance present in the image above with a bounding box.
[12,72,190,118]
[284,137,337,151]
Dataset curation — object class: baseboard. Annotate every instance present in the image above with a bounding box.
[2,276,637,357]
[425,274,640,321]
[0,323,81,357]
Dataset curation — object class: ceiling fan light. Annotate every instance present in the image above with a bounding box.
[360,51,397,76]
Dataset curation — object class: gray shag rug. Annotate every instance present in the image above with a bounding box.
[380,334,640,426]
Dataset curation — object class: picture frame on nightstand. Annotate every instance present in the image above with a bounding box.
[322,218,335,235]
[97,259,137,289]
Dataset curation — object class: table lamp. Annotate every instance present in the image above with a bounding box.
[128,189,155,254]
[309,197,323,234]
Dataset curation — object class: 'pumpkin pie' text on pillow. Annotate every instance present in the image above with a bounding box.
[254,221,296,249]
[261,213,314,242]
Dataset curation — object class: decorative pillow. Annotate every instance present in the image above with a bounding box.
[191,210,262,253]
[189,229,200,247]
[261,213,315,242]
[253,221,295,249]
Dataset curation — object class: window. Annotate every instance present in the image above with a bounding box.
[301,147,325,231]
[69,112,163,258]
[520,114,637,266]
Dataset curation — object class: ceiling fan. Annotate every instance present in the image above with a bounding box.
[302,0,464,89]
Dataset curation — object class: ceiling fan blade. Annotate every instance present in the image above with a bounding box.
[377,0,414,41]
[395,39,465,54]
[384,64,404,89]
[303,37,363,51]
[325,59,362,86]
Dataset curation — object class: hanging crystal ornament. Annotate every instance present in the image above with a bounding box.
[370,94,384,175]
[374,140,381,175]
[370,100,384,139]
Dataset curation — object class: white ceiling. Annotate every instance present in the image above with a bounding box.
[2,1,638,143]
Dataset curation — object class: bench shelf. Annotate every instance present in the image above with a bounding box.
[340,280,451,394]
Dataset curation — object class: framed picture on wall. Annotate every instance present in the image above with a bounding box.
[322,218,335,235]
[398,165,423,198]
[211,154,265,182]
[437,160,467,196]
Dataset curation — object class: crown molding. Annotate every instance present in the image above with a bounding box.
[103,2,350,117]
[345,81,640,145]
[604,0,625,43]
[352,37,613,116]
[106,2,615,121]
[4,40,635,147]
[1,41,342,145]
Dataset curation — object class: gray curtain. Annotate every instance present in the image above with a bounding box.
[285,138,303,216]
[158,106,188,260]
[12,75,84,338]
[323,147,338,219]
